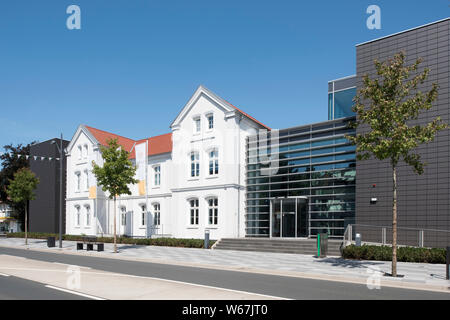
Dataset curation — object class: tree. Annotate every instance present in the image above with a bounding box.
[347,52,447,277]
[91,138,137,253]
[0,142,36,230]
[6,168,39,245]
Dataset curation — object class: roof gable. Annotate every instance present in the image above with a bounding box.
[170,85,270,130]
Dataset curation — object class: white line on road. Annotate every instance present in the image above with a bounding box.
[0,272,10,277]
[45,285,106,300]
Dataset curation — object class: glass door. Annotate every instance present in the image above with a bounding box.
[282,199,296,237]
[271,198,309,238]
[271,200,281,237]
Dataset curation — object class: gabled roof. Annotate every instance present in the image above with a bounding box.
[84,125,172,159]
[170,85,270,130]
[85,125,136,153]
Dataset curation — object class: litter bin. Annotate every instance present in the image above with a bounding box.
[47,236,56,248]
[317,233,328,258]
[355,233,362,247]
[204,229,210,249]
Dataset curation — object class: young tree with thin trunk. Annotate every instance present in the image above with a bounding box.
[6,168,39,245]
[91,138,137,253]
[348,52,447,277]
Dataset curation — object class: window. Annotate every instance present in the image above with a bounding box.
[78,146,82,160]
[75,206,81,226]
[141,205,146,226]
[85,205,91,226]
[207,114,214,129]
[209,149,219,175]
[84,169,89,190]
[189,199,199,225]
[194,117,201,133]
[190,152,200,177]
[83,144,88,159]
[154,165,161,186]
[208,198,218,225]
[153,203,160,226]
[75,172,81,192]
[121,207,126,226]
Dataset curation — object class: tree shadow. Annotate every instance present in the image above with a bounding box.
[314,257,385,269]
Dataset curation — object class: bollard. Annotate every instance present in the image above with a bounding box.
[204,229,210,249]
[355,233,361,247]
[446,246,450,280]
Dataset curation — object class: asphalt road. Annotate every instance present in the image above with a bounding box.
[0,246,449,300]
[0,274,89,300]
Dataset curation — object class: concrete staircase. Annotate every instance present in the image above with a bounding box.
[213,238,343,256]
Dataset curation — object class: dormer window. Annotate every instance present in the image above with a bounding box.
[194,117,201,133]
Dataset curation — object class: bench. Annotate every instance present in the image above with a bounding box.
[77,236,104,252]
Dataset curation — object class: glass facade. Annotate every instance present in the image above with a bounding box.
[245,117,356,238]
[328,76,357,120]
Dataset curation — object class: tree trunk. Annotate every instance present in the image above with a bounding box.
[392,165,398,277]
[114,196,117,253]
[25,202,28,245]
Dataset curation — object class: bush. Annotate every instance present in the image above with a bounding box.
[342,244,446,264]
[6,232,216,249]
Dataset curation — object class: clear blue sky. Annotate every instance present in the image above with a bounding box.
[0,0,448,147]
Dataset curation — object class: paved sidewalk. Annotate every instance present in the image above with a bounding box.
[1,237,449,293]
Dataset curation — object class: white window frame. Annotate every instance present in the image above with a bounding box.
[83,144,88,159]
[189,199,199,225]
[78,146,82,160]
[208,149,219,176]
[121,207,127,226]
[207,197,218,225]
[140,205,146,226]
[153,203,160,226]
[194,117,201,133]
[85,205,91,226]
[207,114,214,130]
[154,165,161,186]
[75,206,81,227]
[75,172,81,192]
[190,152,200,177]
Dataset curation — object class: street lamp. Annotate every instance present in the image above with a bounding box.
[51,134,64,249]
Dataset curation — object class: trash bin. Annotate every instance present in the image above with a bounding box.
[317,233,328,258]
[204,229,210,249]
[47,236,56,248]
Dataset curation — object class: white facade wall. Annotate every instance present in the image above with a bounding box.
[65,86,266,240]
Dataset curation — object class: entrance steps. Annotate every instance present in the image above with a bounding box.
[213,238,343,256]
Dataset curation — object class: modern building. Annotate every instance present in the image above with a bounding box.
[246,117,356,238]
[355,18,450,248]
[63,18,449,248]
[29,138,69,234]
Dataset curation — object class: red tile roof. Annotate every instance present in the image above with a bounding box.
[223,100,271,130]
[84,125,172,159]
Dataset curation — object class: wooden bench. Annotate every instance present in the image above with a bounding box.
[77,236,104,252]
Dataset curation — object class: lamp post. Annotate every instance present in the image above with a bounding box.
[51,134,64,249]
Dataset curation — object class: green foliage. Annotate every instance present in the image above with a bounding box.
[0,142,36,228]
[347,51,447,172]
[6,232,216,248]
[342,245,446,264]
[91,138,138,199]
[6,168,39,205]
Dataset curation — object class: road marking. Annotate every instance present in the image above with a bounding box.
[45,285,105,300]
[52,262,91,269]
[0,272,10,277]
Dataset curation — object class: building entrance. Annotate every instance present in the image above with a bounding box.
[270,197,308,238]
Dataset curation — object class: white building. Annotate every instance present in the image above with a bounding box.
[0,202,21,233]
[65,86,269,239]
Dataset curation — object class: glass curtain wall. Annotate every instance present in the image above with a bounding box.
[245,117,356,238]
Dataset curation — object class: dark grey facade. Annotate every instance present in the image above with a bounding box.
[29,138,69,234]
[355,18,450,248]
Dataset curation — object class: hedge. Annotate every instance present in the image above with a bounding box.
[6,232,216,249]
[342,244,446,264]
